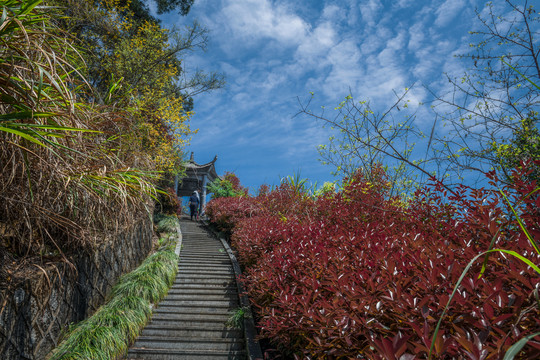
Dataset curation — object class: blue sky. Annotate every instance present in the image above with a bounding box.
[157,0,493,192]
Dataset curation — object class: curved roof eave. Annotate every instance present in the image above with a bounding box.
[184,155,219,181]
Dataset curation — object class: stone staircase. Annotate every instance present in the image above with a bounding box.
[126,217,251,359]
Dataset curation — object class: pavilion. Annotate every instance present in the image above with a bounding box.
[176,152,219,215]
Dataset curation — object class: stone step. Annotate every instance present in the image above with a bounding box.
[163,293,237,301]
[173,277,234,285]
[177,265,231,272]
[181,251,225,255]
[170,283,237,290]
[175,274,234,281]
[178,264,233,270]
[182,239,220,243]
[168,284,238,296]
[178,261,230,267]
[179,257,231,263]
[181,239,216,242]
[180,250,228,255]
[181,246,224,250]
[141,326,242,338]
[182,249,224,253]
[182,243,224,247]
[158,299,238,308]
[176,270,234,280]
[153,306,233,316]
[180,254,229,259]
[173,280,234,287]
[180,252,229,258]
[150,312,231,324]
[181,245,226,249]
[167,287,237,295]
[178,265,233,272]
[176,271,235,278]
[180,257,230,263]
[179,260,231,266]
[182,242,219,246]
[126,348,247,360]
[131,337,244,351]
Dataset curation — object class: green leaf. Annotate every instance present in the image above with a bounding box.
[0,111,57,121]
[8,122,100,133]
[19,0,43,16]
[1,7,7,25]
[36,65,44,105]
[0,93,19,105]
[478,228,502,279]
[499,189,540,255]
[0,125,46,146]
[502,58,540,91]
[496,249,540,274]
[503,332,540,360]
[430,248,540,359]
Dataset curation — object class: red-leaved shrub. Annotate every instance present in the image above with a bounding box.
[208,165,540,359]
[205,195,259,237]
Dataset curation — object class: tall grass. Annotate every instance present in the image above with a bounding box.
[0,0,160,261]
[0,0,87,142]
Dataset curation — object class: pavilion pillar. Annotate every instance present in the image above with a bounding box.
[201,175,208,215]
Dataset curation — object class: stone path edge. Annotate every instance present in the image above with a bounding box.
[201,220,264,360]
[174,220,183,257]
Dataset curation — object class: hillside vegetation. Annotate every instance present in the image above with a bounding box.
[0,0,220,283]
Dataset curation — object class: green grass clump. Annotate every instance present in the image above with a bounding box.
[48,307,141,360]
[108,248,178,301]
[94,296,152,340]
[226,307,250,329]
[140,252,178,286]
[156,214,178,233]
[48,234,179,359]
[109,268,169,304]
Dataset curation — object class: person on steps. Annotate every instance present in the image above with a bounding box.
[189,191,200,221]
[194,189,201,219]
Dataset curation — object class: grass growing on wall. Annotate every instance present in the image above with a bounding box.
[47,215,180,360]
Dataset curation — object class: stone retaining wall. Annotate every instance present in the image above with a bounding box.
[0,215,154,360]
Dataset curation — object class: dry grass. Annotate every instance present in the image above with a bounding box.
[0,0,159,281]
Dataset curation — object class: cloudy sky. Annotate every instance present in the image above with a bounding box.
[158,0,492,192]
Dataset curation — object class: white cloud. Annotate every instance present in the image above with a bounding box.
[435,0,466,27]
[320,39,364,96]
[359,0,383,27]
[295,21,337,63]
[220,0,309,46]
[394,0,416,8]
[360,25,392,55]
[322,4,341,20]
[411,38,454,79]
[261,71,288,91]
[379,29,407,63]
[407,22,425,52]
